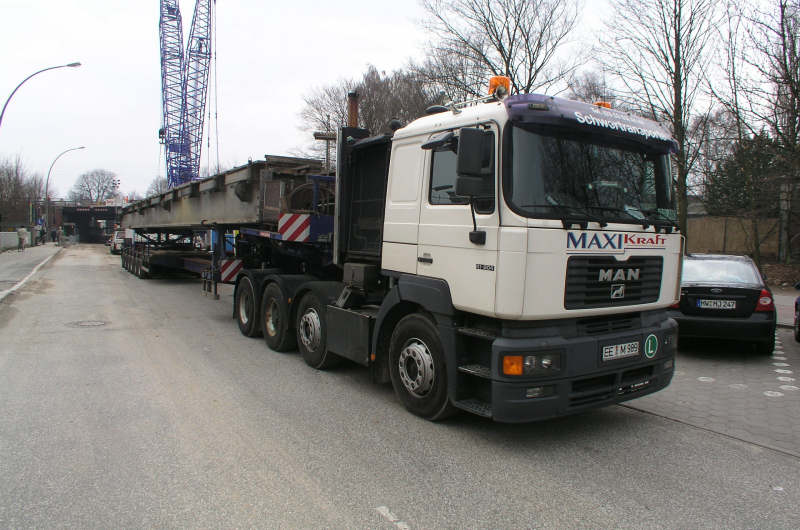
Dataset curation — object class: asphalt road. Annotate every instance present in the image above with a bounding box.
[1,245,798,528]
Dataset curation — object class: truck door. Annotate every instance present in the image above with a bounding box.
[417,125,499,316]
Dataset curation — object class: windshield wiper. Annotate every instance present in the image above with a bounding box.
[585,206,642,228]
[639,208,679,231]
[519,203,595,229]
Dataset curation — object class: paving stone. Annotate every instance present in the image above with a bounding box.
[625,328,800,456]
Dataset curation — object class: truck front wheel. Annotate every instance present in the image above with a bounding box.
[261,283,295,352]
[296,292,339,369]
[388,314,456,421]
[236,276,261,337]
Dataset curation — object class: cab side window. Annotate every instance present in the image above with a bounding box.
[429,149,468,206]
[428,131,495,213]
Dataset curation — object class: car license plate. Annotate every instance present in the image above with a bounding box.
[602,340,640,361]
[697,299,736,309]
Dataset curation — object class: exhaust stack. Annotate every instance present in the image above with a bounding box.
[347,91,360,128]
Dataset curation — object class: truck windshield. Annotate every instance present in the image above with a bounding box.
[504,125,676,225]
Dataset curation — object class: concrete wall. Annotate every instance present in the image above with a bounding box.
[687,216,779,257]
[0,231,31,251]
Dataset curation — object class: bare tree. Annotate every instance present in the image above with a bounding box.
[69,169,119,203]
[0,156,43,229]
[567,70,618,105]
[416,0,582,99]
[707,1,800,261]
[297,65,439,160]
[600,0,720,242]
[145,176,169,197]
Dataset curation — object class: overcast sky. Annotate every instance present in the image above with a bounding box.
[1,1,603,198]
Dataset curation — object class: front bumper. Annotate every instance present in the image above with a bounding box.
[466,311,677,423]
[667,310,775,342]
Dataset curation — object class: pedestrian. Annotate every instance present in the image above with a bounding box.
[51,229,57,242]
[16,226,26,252]
[39,226,45,246]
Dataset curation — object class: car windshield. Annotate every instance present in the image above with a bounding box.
[682,258,761,285]
[505,125,676,224]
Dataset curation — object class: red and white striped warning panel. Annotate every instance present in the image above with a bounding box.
[278,213,311,242]
[219,259,243,283]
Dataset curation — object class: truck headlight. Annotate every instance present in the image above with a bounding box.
[503,352,562,376]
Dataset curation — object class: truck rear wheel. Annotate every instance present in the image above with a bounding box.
[296,292,340,369]
[261,283,295,352]
[388,313,456,421]
[236,276,261,337]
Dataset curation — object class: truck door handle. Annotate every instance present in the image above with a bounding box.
[417,256,433,264]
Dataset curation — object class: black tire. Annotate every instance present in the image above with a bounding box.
[295,292,339,369]
[261,283,296,352]
[756,332,775,355]
[236,276,261,337]
[388,313,456,421]
[794,307,800,343]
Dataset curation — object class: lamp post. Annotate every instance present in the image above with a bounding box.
[0,62,82,130]
[45,146,85,228]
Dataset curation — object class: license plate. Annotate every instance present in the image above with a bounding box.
[602,340,640,361]
[697,299,736,309]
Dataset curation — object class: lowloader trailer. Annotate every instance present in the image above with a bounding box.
[122,80,683,422]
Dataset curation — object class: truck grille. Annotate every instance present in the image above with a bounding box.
[565,256,662,309]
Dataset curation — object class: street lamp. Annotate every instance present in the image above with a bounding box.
[45,145,86,228]
[0,62,82,130]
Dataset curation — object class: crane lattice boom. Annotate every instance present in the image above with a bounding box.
[159,0,214,188]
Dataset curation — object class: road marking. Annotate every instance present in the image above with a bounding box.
[376,506,410,530]
[764,391,784,397]
[775,369,794,374]
[772,356,787,360]
[772,362,790,367]
[773,486,785,492]
[0,250,60,303]
[779,385,799,392]
[697,376,715,382]
[777,376,796,382]
[728,383,748,389]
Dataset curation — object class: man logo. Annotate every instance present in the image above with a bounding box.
[598,268,640,282]
[610,284,625,299]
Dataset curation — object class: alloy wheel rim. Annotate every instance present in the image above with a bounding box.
[239,288,251,325]
[265,299,279,337]
[398,337,435,397]
[299,308,321,351]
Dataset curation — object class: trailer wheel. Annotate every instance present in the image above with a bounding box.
[261,283,295,352]
[296,292,339,369]
[236,276,261,337]
[388,313,456,421]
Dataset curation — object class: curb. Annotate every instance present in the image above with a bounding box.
[0,247,62,303]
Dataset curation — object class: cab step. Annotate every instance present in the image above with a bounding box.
[457,327,497,341]
[454,399,492,418]
[458,364,491,379]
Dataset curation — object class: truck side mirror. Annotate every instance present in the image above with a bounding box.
[457,127,492,177]
[455,176,484,198]
[455,128,493,246]
[455,176,488,246]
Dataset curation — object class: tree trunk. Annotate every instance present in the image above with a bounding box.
[751,217,761,268]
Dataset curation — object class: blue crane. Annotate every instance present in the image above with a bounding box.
[158,0,215,188]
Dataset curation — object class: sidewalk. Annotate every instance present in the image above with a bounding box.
[0,242,63,302]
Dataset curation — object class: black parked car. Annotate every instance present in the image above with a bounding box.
[667,254,776,354]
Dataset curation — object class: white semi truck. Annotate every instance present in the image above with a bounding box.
[122,79,682,422]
